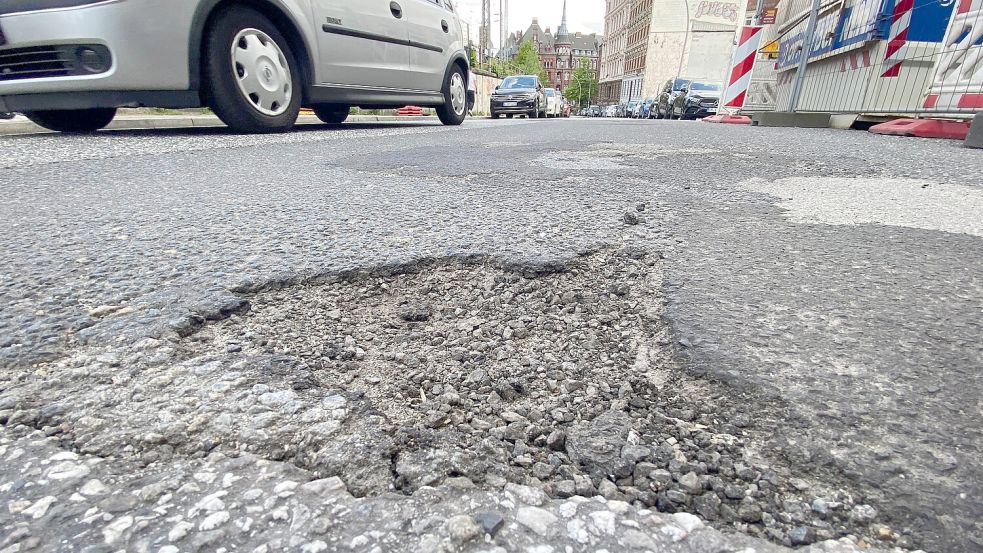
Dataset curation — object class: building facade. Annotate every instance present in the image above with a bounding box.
[599,0,631,103]
[502,2,602,93]
[601,0,745,104]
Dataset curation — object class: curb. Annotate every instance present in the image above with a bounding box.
[0,114,438,136]
[751,112,832,128]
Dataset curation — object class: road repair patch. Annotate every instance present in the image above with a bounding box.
[742,177,983,238]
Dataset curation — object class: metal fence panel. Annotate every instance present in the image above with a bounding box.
[761,0,983,117]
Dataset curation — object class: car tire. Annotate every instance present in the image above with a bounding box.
[436,65,467,126]
[204,7,302,133]
[22,108,116,133]
[506,114,514,119]
[312,104,349,125]
[530,102,539,119]
[491,112,500,119]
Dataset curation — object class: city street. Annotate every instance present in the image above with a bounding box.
[1,118,981,552]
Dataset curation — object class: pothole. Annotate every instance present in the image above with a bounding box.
[193,248,896,548]
[0,249,904,549]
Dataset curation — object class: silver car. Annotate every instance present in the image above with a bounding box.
[0,0,469,133]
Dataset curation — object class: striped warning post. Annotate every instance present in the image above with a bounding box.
[922,0,983,110]
[723,26,764,109]
[882,0,913,77]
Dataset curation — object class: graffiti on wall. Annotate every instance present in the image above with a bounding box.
[693,1,741,24]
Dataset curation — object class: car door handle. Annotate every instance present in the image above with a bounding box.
[441,19,449,33]
[390,1,402,18]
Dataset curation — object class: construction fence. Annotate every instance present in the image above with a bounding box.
[736,0,983,118]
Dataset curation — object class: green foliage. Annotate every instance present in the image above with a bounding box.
[515,41,548,82]
[468,47,478,68]
[563,57,599,106]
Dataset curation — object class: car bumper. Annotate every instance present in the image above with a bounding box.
[683,104,718,117]
[0,0,198,111]
[490,98,537,113]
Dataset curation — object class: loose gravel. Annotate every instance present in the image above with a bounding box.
[1,248,904,551]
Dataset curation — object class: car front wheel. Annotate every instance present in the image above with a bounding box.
[204,7,302,133]
[436,66,467,126]
[23,108,117,133]
[530,101,539,118]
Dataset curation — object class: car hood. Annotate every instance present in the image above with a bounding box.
[494,88,537,96]
[688,91,721,100]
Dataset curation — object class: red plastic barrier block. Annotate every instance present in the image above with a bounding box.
[396,106,425,116]
[702,114,752,125]
[869,118,971,140]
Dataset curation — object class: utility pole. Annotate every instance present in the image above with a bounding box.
[675,0,691,81]
[499,0,509,58]
[480,0,490,64]
[788,0,820,111]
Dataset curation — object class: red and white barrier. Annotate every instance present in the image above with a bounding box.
[882,0,913,77]
[722,26,764,110]
[922,0,983,111]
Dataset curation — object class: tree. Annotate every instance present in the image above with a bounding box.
[515,41,548,82]
[563,57,599,107]
[468,46,478,68]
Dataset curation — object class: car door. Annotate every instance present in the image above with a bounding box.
[312,0,412,88]
[402,0,459,92]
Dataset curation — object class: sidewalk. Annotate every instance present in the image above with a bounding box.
[0,113,438,136]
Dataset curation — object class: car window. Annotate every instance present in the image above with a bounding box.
[500,76,537,89]
[673,78,690,91]
[544,89,555,97]
[689,82,722,91]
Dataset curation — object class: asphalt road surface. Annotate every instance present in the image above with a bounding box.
[0,118,980,553]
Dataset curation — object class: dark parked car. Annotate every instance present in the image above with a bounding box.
[490,75,547,119]
[588,105,602,117]
[654,77,692,119]
[669,81,723,120]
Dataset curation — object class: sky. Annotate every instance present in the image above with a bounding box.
[455,0,606,49]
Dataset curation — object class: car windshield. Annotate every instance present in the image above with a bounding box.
[544,89,555,97]
[690,82,722,91]
[501,76,537,89]
[673,78,691,90]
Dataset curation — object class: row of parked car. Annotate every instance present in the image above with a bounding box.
[581,78,723,121]
[489,75,572,119]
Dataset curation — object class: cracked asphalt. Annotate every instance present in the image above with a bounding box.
[1,118,981,552]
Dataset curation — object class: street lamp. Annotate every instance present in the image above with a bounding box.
[676,0,691,79]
